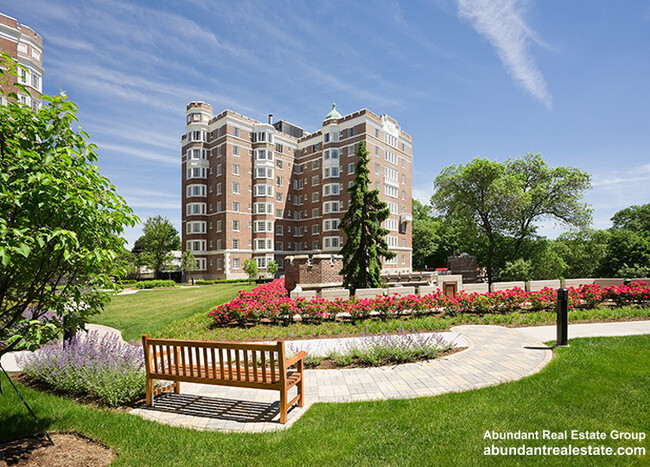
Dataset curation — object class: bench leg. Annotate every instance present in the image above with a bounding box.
[146,377,154,407]
[297,360,305,407]
[280,388,288,424]
[174,381,181,394]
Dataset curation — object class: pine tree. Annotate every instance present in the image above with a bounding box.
[340,141,395,294]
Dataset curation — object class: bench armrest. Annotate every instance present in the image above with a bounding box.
[285,351,307,367]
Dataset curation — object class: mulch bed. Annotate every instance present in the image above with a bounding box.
[0,433,115,466]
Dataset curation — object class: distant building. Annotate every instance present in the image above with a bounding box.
[181,103,413,279]
[0,12,43,109]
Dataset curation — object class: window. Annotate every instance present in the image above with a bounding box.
[276,159,283,169]
[232,182,240,194]
[187,148,208,160]
[186,184,207,197]
[402,190,406,200]
[187,240,206,252]
[187,130,207,142]
[386,134,397,147]
[276,192,283,201]
[385,167,398,181]
[386,236,398,247]
[256,257,268,268]
[348,163,355,174]
[375,163,380,175]
[312,175,319,185]
[323,219,340,231]
[312,160,320,170]
[217,164,223,175]
[233,258,240,269]
[186,203,207,215]
[232,201,239,212]
[401,158,405,168]
[323,183,340,196]
[186,221,206,234]
[312,208,320,218]
[195,258,206,270]
[375,128,380,138]
[375,146,380,157]
[233,127,240,137]
[324,133,330,143]
[385,150,398,165]
[233,164,240,175]
[323,201,340,213]
[385,185,399,198]
[276,224,284,235]
[312,241,320,249]
[216,201,222,212]
[256,132,267,142]
[385,218,398,231]
[254,221,273,232]
[186,167,207,179]
[402,174,406,184]
[388,202,398,215]
[348,145,355,156]
[216,183,222,194]
[312,192,319,202]
[349,127,355,137]
[276,241,284,250]
[216,239,222,250]
[254,202,273,214]
[276,176,283,186]
[324,236,341,250]
[312,224,320,234]
[216,220,222,232]
[276,143,283,153]
[233,220,240,231]
[254,184,273,197]
[233,239,239,250]
[276,208,283,217]
[232,145,239,156]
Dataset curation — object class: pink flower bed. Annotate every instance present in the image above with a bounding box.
[208,279,650,326]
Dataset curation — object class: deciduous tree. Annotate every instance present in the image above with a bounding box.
[0,54,138,355]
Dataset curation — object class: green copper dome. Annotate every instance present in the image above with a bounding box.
[325,103,342,120]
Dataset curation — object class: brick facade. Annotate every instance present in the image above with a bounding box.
[0,13,43,109]
[182,103,413,280]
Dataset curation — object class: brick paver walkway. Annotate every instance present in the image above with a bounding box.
[131,325,553,432]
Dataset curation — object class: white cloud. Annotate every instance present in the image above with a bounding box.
[95,142,178,166]
[457,0,552,108]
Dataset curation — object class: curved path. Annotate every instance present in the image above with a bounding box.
[131,324,553,432]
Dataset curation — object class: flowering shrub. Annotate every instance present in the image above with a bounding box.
[19,332,145,406]
[209,279,650,326]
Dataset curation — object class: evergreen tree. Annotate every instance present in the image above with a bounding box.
[340,141,395,294]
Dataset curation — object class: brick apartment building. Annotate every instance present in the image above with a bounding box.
[0,12,43,109]
[181,102,413,280]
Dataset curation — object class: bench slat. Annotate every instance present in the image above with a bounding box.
[261,352,267,383]
[227,348,233,380]
[252,351,258,383]
[210,347,217,381]
[243,350,249,382]
[146,338,283,352]
[270,352,276,384]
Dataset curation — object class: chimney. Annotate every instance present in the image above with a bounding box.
[268,114,273,124]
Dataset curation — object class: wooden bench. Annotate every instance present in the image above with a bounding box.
[142,335,306,423]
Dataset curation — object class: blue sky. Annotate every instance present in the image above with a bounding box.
[4,0,650,247]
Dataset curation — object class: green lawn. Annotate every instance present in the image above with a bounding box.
[159,304,650,342]
[90,283,254,342]
[1,335,648,466]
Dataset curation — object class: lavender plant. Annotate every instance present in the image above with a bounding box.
[18,331,145,406]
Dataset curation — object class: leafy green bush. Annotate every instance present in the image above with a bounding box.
[135,280,176,289]
[120,279,137,285]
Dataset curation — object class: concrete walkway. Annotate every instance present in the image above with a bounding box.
[131,324,553,432]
